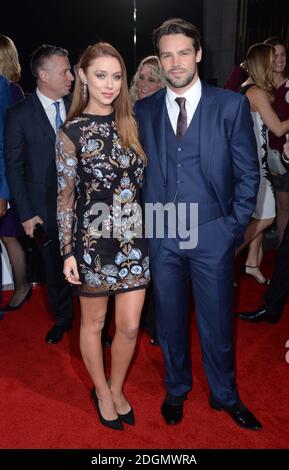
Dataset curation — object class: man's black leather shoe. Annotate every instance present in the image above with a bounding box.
[237,306,281,324]
[45,324,72,344]
[161,394,187,425]
[209,399,262,431]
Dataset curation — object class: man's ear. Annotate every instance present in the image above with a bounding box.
[196,47,202,64]
[38,68,48,83]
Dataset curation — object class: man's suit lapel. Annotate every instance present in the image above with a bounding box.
[199,82,218,179]
[152,89,167,184]
[31,92,56,143]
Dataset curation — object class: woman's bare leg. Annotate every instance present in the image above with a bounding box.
[1,236,30,306]
[244,233,268,283]
[235,217,275,257]
[79,295,117,420]
[110,289,146,414]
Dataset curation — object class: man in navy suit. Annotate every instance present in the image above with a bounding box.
[135,18,262,430]
[4,45,74,343]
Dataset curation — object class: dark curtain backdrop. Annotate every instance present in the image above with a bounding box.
[1,0,203,93]
[235,0,289,64]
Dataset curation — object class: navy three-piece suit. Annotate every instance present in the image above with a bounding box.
[135,83,259,407]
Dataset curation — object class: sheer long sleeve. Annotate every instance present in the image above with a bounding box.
[56,129,78,256]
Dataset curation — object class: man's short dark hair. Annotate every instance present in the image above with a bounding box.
[30,44,69,78]
[153,18,201,56]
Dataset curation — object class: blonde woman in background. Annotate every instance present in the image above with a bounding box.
[263,37,289,243]
[0,35,31,312]
[129,55,166,105]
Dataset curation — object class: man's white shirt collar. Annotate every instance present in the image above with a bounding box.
[166,78,202,110]
[36,88,61,110]
[36,88,66,133]
[166,78,202,133]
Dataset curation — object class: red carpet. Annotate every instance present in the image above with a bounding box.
[1,250,289,449]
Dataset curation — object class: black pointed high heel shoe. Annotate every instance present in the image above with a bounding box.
[91,388,123,431]
[242,265,270,285]
[2,286,32,312]
[118,407,135,425]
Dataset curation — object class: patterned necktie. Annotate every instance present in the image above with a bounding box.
[53,101,63,130]
[175,97,187,140]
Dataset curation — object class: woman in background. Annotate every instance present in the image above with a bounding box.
[236,43,289,284]
[0,35,31,311]
[129,55,166,105]
[263,37,289,243]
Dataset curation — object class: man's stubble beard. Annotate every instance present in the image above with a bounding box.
[164,70,195,89]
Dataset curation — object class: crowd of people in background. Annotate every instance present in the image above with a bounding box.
[0,19,289,432]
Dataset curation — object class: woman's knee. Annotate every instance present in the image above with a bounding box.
[81,314,106,334]
[116,320,140,340]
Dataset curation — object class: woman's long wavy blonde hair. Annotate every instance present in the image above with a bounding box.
[67,42,147,164]
[245,43,275,101]
[0,35,21,82]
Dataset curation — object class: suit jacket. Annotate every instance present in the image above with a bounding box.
[4,91,71,229]
[134,83,260,256]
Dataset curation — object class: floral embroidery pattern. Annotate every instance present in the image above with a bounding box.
[56,114,149,295]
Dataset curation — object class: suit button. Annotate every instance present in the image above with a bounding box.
[177,147,182,152]
[177,164,182,168]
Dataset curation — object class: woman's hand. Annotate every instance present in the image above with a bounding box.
[63,256,81,285]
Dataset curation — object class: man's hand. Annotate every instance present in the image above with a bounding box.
[0,199,8,218]
[22,215,43,237]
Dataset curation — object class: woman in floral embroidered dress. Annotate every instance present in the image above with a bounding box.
[56,43,149,430]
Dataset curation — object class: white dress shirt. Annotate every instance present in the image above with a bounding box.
[166,78,202,134]
[36,88,66,133]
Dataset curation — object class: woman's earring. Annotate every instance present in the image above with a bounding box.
[82,80,88,100]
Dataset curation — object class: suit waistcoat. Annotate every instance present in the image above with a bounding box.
[165,101,222,226]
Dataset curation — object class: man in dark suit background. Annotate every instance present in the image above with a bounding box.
[135,18,262,430]
[4,45,74,343]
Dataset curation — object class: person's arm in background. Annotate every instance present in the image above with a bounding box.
[0,76,12,217]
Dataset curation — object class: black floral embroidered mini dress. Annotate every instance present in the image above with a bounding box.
[56,112,150,296]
